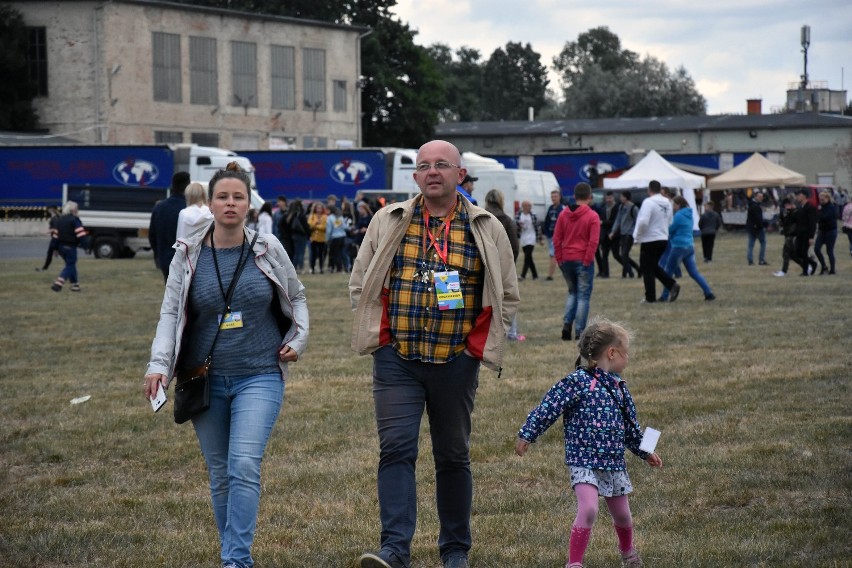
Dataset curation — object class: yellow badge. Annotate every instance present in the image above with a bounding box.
[218,311,244,330]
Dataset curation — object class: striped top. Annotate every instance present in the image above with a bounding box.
[181,244,283,376]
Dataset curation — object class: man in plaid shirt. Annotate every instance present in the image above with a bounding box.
[350,140,519,568]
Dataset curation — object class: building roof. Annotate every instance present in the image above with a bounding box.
[435,112,852,138]
[14,0,370,33]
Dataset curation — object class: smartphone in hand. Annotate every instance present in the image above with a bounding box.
[150,383,167,413]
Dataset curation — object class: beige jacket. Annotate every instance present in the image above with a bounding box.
[348,196,519,372]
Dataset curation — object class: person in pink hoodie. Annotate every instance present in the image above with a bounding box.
[553,183,601,341]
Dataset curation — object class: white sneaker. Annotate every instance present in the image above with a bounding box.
[773,271,786,277]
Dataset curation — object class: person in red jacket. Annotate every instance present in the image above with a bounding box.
[553,183,601,341]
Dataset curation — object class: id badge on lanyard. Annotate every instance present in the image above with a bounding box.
[423,207,464,310]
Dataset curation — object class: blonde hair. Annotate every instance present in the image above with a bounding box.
[576,317,632,370]
[484,189,504,209]
[185,182,207,207]
[819,190,833,203]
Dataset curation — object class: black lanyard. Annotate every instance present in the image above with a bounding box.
[209,226,248,315]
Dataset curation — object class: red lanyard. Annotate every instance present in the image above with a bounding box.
[422,202,456,266]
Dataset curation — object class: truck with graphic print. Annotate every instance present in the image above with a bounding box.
[0,144,258,257]
[239,148,419,202]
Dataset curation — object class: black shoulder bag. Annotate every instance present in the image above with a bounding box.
[173,231,258,424]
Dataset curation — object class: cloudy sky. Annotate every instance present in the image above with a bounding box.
[391,0,852,116]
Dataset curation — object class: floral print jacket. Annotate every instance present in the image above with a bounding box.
[518,367,649,471]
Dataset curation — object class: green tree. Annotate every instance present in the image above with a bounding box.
[554,27,706,118]
[359,17,443,146]
[0,4,38,130]
[426,44,484,123]
[552,26,636,90]
[482,42,549,121]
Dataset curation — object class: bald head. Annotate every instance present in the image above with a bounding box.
[417,140,462,165]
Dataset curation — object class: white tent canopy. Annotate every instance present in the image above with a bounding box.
[603,150,705,191]
[707,152,806,190]
[603,150,705,230]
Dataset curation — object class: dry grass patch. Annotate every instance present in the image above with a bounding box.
[1,233,850,567]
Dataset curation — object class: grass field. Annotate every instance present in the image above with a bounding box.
[1,233,850,567]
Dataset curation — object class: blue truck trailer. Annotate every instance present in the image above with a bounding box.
[239,148,418,202]
[0,145,176,209]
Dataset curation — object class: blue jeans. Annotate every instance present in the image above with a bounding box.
[660,247,713,300]
[192,373,284,568]
[747,229,766,263]
[58,244,78,283]
[371,346,480,565]
[559,261,595,335]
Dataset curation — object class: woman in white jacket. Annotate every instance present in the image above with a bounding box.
[144,163,309,568]
[176,182,213,240]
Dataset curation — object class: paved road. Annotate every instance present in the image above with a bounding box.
[0,237,50,261]
[0,237,153,261]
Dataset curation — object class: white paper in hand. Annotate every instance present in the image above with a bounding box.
[639,427,660,453]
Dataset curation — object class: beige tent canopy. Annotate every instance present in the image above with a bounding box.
[707,152,806,190]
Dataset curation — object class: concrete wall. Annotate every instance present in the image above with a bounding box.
[12,1,362,149]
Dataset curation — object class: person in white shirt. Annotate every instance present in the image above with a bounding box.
[515,201,539,280]
[257,202,273,234]
[176,182,213,240]
[633,180,679,303]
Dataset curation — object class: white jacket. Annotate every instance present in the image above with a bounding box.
[176,205,213,240]
[146,223,309,385]
[633,193,673,244]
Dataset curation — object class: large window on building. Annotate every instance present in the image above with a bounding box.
[303,48,326,112]
[152,32,182,103]
[270,45,295,110]
[231,41,258,108]
[155,131,183,144]
[27,27,48,97]
[333,80,347,112]
[190,36,218,105]
[192,132,220,147]
[303,135,328,149]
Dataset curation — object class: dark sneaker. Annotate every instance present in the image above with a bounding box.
[51,283,62,292]
[358,551,405,568]
[444,555,470,568]
[705,294,716,301]
[545,276,553,281]
[669,282,681,302]
[561,324,572,341]
[759,260,769,266]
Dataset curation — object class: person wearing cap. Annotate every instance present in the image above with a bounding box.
[457,174,478,205]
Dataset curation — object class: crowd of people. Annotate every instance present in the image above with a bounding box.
[246,192,380,275]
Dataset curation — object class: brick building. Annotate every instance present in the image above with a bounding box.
[11,0,368,149]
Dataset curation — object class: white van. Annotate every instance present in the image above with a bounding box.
[470,169,559,220]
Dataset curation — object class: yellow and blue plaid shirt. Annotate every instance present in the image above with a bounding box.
[386,197,484,363]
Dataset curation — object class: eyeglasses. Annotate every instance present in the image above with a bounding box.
[415,161,460,173]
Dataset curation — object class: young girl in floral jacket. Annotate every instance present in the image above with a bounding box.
[515,318,663,568]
